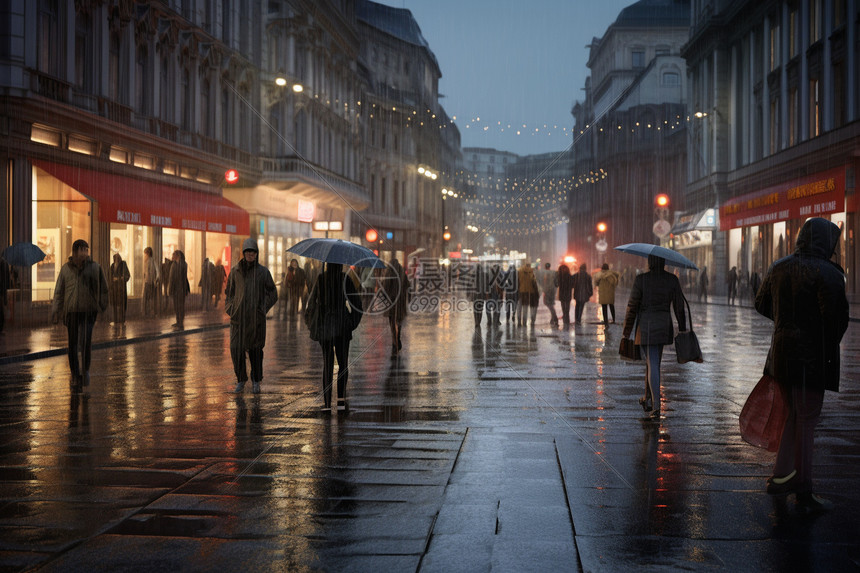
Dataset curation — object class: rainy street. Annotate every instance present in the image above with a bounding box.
[0,300,858,572]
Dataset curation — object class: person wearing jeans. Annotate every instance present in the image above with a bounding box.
[621,254,686,420]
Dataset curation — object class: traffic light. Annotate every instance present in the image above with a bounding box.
[596,222,607,233]
[655,194,670,207]
[365,229,378,243]
[443,230,451,241]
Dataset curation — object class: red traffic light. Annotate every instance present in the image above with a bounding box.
[655,194,670,207]
[596,222,607,233]
[443,231,451,241]
[224,169,239,184]
[365,229,378,243]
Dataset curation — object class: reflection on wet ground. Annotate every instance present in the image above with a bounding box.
[0,300,858,571]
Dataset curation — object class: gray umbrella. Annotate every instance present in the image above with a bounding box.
[287,238,385,268]
[2,242,46,267]
[614,243,698,270]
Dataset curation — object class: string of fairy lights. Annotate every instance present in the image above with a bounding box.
[292,85,688,237]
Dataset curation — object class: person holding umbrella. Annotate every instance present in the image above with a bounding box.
[51,239,109,387]
[305,263,363,412]
[620,253,687,420]
[225,238,278,394]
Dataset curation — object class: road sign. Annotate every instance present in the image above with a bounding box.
[653,219,671,238]
[595,239,608,252]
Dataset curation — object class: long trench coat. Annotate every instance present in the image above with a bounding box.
[622,260,686,346]
[754,218,849,392]
[225,258,278,350]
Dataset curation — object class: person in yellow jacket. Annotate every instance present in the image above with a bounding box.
[516,260,539,327]
[593,263,620,325]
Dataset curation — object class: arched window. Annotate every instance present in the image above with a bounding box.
[662,71,681,87]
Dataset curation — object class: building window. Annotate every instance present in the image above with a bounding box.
[38,0,59,77]
[789,9,798,58]
[834,61,846,128]
[75,11,93,90]
[161,56,171,122]
[769,22,780,71]
[201,79,211,137]
[809,78,821,137]
[135,46,148,114]
[655,47,669,57]
[834,0,846,27]
[809,0,821,43]
[393,180,400,216]
[109,33,121,101]
[789,88,798,145]
[769,99,779,153]
[380,177,387,209]
[181,68,191,131]
[222,0,232,45]
[222,87,231,144]
[632,50,645,69]
[662,72,681,86]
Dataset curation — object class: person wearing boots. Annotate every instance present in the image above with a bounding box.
[225,238,278,394]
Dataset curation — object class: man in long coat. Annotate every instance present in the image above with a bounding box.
[572,263,594,324]
[226,238,277,394]
[167,250,188,328]
[754,217,848,511]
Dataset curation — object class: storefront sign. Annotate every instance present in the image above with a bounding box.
[720,167,845,230]
[297,200,315,222]
[34,160,249,235]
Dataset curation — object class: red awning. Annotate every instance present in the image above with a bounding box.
[33,160,249,235]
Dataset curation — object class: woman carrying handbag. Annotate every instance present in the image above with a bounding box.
[620,254,687,420]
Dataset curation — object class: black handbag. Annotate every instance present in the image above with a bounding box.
[619,337,641,361]
[674,293,703,363]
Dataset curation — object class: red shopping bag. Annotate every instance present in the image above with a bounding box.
[739,375,788,452]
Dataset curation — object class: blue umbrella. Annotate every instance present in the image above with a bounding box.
[2,242,46,267]
[614,243,698,270]
[287,238,385,268]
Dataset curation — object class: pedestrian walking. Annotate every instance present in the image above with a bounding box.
[749,270,761,305]
[698,266,709,302]
[161,256,173,314]
[472,263,487,327]
[225,238,278,394]
[109,253,130,324]
[572,263,593,324]
[0,255,9,333]
[557,264,573,326]
[517,260,539,326]
[593,263,620,325]
[502,262,518,323]
[621,254,687,420]
[727,266,738,305]
[487,263,503,326]
[383,257,409,352]
[142,247,159,317]
[285,258,307,318]
[305,263,363,412]
[51,239,109,387]
[167,250,188,328]
[212,259,227,307]
[754,217,848,512]
[539,262,558,326]
[199,257,213,310]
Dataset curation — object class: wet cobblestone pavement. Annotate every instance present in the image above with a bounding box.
[0,300,858,572]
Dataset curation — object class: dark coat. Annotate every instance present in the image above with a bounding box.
[384,261,409,322]
[225,258,278,349]
[306,267,363,342]
[572,269,593,302]
[622,260,686,346]
[755,218,849,392]
[557,268,573,302]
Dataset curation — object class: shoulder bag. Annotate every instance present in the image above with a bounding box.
[674,292,703,363]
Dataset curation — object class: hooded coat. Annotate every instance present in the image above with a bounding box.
[593,268,620,305]
[622,256,686,346]
[755,218,849,392]
[225,244,278,350]
[572,266,594,303]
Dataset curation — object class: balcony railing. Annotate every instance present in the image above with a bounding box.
[261,156,368,203]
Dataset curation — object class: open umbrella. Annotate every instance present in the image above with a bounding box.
[287,238,385,268]
[2,242,46,267]
[614,243,698,270]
